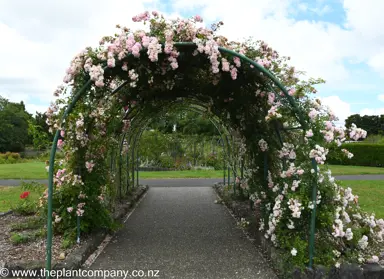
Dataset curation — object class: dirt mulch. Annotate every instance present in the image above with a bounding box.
[0,213,78,268]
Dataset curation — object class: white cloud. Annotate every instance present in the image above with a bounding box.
[171,0,384,82]
[0,0,383,116]
[0,0,158,114]
[368,51,384,78]
[321,95,352,125]
[355,95,384,117]
[360,108,384,116]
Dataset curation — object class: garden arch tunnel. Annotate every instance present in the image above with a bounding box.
[116,99,238,196]
[44,16,345,278]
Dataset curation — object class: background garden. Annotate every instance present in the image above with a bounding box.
[1,94,384,219]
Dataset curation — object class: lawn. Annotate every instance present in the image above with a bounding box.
[2,180,383,219]
[139,169,223,179]
[0,186,43,212]
[340,180,384,219]
[0,162,47,179]
[0,162,223,179]
[1,162,384,180]
[324,165,384,175]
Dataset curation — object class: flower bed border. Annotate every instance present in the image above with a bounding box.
[212,183,384,279]
[3,185,148,276]
[0,210,13,217]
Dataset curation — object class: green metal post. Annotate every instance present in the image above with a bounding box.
[241,158,244,179]
[309,158,318,269]
[46,130,60,278]
[126,134,133,193]
[46,79,93,279]
[77,215,81,244]
[223,152,226,185]
[264,152,268,186]
[131,137,135,188]
[274,122,287,170]
[136,148,139,186]
[118,135,126,199]
[228,167,230,186]
[118,154,122,199]
[126,148,129,193]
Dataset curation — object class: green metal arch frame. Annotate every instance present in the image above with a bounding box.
[118,99,235,192]
[45,43,316,278]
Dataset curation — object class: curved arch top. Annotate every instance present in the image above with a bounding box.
[45,41,309,274]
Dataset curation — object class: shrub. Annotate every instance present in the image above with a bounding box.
[205,153,223,170]
[10,232,30,245]
[9,153,21,160]
[0,152,24,164]
[158,155,174,168]
[6,157,17,164]
[11,182,45,215]
[37,150,65,161]
[328,143,384,167]
[11,191,37,215]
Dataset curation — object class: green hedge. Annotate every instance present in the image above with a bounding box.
[0,152,24,164]
[327,143,384,167]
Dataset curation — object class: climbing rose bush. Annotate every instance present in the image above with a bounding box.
[44,11,382,269]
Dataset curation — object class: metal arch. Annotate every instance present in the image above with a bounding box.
[120,99,235,190]
[125,98,234,155]
[126,102,237,192]
[127,101,232,158]
[172,42,308,130]
[45,43,312,277]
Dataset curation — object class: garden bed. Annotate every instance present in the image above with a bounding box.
[213,183,384,279]
[1,185,148,274]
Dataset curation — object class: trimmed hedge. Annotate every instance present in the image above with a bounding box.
[0,152,24,164]
[328,143,384,167]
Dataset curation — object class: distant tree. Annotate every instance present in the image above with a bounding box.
[0,96,32,152]
[34,111,53,141]
[345,114,384,135]
[150,110,218,136]
[28,119,50,150]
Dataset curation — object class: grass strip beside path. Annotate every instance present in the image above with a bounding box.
[2,180,383,219]
[0,162,47,179]
[339,180,384,219]
[1,162,384,179]
[325,165,384,175]
[139,170,223,179]
[0,186,43,213]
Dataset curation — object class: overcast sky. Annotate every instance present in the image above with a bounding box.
[1,0,383,125]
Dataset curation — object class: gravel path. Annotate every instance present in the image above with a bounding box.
[85,186,277,279]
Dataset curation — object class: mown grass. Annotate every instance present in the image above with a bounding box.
[1,162,384,180]
[0,186,42,212]
[139,170,223,179]
[324,164,384,175]
[339,180,384,219]
[0,162,47,179]
[1,180,383,220]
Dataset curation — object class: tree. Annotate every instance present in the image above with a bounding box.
[345,114,384,136]
[35,112,51,137]
[28,111,53,149]
[150,110,218,136]
[0,96,31,152]
[28,120,50,150]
